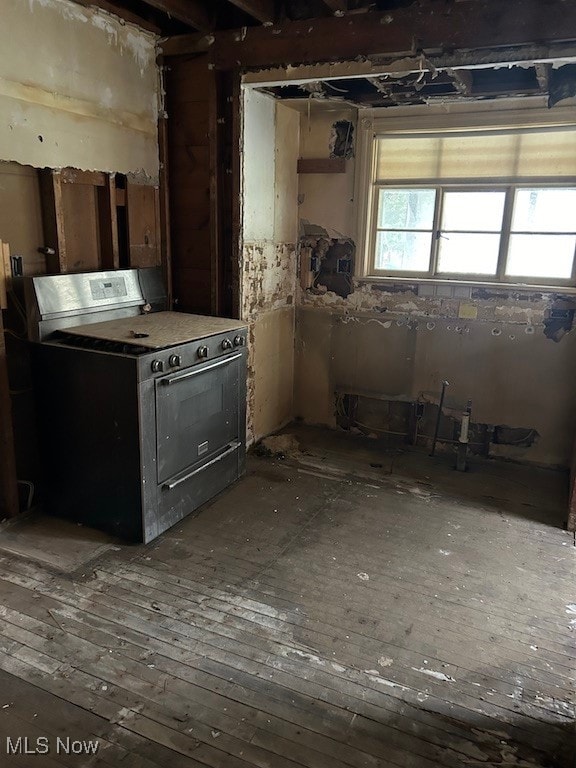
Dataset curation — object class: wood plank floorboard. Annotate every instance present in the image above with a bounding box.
[0,426,573,767]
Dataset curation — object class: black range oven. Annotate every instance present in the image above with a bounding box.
[23,268,247,543]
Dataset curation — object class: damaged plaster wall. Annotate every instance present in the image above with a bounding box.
[241,90,299,444]
[294,100,576,468]
[0,0,159,179]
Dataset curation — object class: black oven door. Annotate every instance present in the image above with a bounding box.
[156,352,241,485]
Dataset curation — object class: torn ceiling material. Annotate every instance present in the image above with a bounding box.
[160,0,576,69]
[79,0,536,35]
[261,64,576,108]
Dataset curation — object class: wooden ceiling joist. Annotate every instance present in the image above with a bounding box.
[162,0,576,70]
[73,0,160,32]
[142,0,213,30]
[226,0,276,24]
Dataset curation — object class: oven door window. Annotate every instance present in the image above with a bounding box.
[156,356,239,484]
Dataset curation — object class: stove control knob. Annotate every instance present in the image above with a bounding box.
[169,354,182,368]
[221,338,232,351]
[233,335,245,347]
[197,345,209,359]
[151,359,164,373]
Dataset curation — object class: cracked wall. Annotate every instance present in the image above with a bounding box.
[241,91,299,444]
[294,101,576,468]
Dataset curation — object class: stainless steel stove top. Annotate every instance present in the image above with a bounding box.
[63,311,246,350]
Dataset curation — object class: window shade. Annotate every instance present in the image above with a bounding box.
[374,128,576,181]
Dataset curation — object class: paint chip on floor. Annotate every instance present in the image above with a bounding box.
[412,667,456,682]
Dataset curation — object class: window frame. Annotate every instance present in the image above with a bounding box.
[368,181,576,286]
[354,103,576,291]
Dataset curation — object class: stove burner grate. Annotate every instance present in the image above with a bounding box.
[55,332,151,356]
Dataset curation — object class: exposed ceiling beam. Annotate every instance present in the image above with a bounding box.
[367,76,403,104]
[161,32,214,57]
[226,0,276,24]
[141,0,213,30]
[162,0,576,70]
[72,0,160,33]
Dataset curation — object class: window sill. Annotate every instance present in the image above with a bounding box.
[356,275,576,297]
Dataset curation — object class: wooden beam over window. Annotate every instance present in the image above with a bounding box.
[142,0,213,31]
[226,0,276,24]
[161,0,576,67]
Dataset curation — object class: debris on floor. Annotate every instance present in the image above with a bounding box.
[255,433,300,458]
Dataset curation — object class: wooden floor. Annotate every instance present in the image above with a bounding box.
[0,426,574,767]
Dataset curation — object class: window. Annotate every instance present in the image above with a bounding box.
[366,125,576,284]
[373,185,576,282]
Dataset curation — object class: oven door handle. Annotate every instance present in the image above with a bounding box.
[162,441,241,491]
[160,353,242,385]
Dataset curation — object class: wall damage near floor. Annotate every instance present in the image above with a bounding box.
[296,277,576,467]
[292,98,576,468]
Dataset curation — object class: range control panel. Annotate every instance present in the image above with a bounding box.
[142,328,248,382]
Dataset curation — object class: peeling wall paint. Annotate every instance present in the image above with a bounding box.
[296,297,576,467]
[294,100,576,468]
[243,242,296,320]
[241,93,300,444]
[300,279,558,324]
[0,0,159,178]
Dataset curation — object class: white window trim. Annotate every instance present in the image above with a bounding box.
[354,98,576,290]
